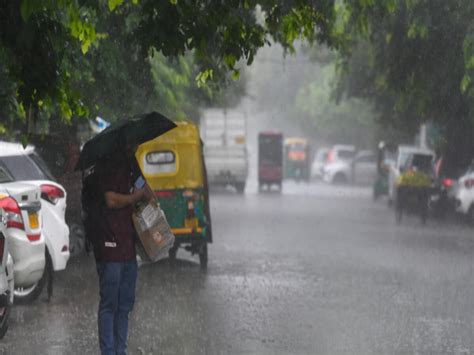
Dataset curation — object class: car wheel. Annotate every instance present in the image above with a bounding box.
[333,173,347,185]
[373,186,379,201]
[168,246,177,261]
[469,205,474,226]
[235,183,245,194]
[14,251,51,305]
[199,243,208,270]
[69,223,85,258]
[0,295,11,339]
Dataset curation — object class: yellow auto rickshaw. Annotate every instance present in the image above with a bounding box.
[284,137,310,181]
[135,121,212,268]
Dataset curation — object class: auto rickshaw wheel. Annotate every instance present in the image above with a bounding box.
[396,203,402,224]
[420,193,428,225]
[199,243,208,269]
[168,246,177,261]
[469,205,474,226]
[373,187,379,201]
[235,182,245,194]
[395,190,403,224]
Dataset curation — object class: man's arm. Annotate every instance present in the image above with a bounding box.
[104,188,145,209]
[144,183,155,201]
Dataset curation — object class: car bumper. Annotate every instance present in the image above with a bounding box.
[0,272,8,296]
[41,199,70,271]
[322,171,333,183]
[8,230,45,287]
[454,189,472,214]
[45,222,70,271]
[208,172,247,185]
[455,198,469,214]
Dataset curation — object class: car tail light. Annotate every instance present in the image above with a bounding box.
[442,178,454,188]
[327,150,335,164]
[465,179,474,189]
[27,234,41,242]
[41,184,65,205]
[0,197,25,230]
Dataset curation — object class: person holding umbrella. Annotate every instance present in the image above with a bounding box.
[76,112,176,355]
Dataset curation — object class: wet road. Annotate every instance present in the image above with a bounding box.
[2,182,474,354]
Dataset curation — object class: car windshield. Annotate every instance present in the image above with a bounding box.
[0,153,55,181]
[339,150,355,160]
[0,166,13,183]
[315,150,328,162]
[465,163,474,176]
[356,154,375,163]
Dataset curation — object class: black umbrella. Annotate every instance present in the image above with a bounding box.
[75,111,177,171]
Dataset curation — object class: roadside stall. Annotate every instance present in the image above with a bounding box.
[395,160,434,225]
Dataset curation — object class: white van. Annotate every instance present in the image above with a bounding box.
[200,109,248,193]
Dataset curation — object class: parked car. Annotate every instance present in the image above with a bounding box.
[310,147,329,180]
[0,204,14,339]
[322,145,356,184]
[429,156,459,218]
[0,178,45,304]
[0,141,69,302]
[29,134,84,257]
[351,150,377,185]
[454,162,474,224]
[388,145,435,205]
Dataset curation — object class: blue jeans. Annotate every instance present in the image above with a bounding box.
[96,260,138,355]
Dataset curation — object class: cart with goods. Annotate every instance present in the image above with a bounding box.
[395,171,434,225]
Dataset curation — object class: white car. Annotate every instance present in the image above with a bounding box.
[454,163,474,224]
[322,145,356,184]
[0,182,45,304]
[352,150,377,185]
[0,142,70,303]
[0,207,14,339]
[310,147,329,180]
[388,145,435,205]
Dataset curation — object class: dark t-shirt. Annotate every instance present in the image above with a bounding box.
[93,157,141,262]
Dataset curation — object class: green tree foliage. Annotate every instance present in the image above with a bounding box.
[0,0,336,135]
[334,0,474,169]
[293,63,376,147]
[150,52,210,121]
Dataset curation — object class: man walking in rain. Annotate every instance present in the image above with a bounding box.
[91,145,152,355]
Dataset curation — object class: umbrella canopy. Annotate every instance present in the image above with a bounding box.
[75,111,177,171]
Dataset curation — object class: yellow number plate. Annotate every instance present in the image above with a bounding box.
[29,213,39,229]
